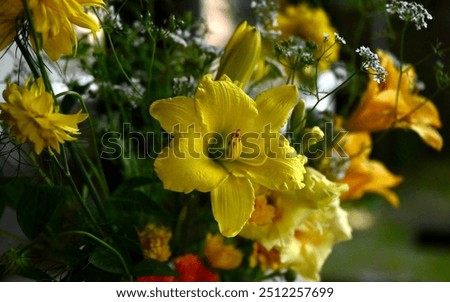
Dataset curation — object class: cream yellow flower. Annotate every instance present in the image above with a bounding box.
[339,131,403,207]
[138,224,172,262]
[0,77,88,155]
[240,167,347,250]
[204,233,243,270]
[249,242,281,271]
[28,0,105,61]
[150,74,306,237]
[347,50,443,150]
[279,202,351,281]
[245,168,352,281]
[276,2,340,70]
[216,21,261,88]
[0,0,23,51]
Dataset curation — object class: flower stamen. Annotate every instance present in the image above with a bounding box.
[225,129,242,161]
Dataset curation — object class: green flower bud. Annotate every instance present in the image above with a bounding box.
[216,21,262,88]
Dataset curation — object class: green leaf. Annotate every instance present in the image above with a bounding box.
[16,184,68,240]
[131,259,177,277]
[89,247,126,275]
[108,190,172,224]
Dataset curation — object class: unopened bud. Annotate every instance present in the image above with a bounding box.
[216,21,262,88]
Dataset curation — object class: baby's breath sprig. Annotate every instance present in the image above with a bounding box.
[275,38,317,70]
[356,46,387,83]
[386,0,432,31]
[251,0,281,39]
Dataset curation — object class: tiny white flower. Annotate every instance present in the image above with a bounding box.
[386,0,432,30]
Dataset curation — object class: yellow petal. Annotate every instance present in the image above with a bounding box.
[409,124,443,151]
[230,135,306,191]
[154,137,228,193]
[150,96,203,133]
[211,175,255,237]
[255,85,299,132]
[195,74,258,134]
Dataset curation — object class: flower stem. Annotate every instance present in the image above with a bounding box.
[67,143,107,221]
[61,230,131,279]
[14,37,39,78]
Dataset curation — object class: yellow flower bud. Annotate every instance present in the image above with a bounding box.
[216,21,262,88]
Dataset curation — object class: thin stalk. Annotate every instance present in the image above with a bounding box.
[62,230,131,279]
[53,149,102,235]
[392,23,408,127]
[22,0,52,93]
[55,91,110,197]
[67,143,107,221]
[14,37,39,78]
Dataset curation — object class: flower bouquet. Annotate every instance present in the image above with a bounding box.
[0,0,447,282]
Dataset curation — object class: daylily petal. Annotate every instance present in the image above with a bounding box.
[255,85,299,132]
[150,96,203,133]
[211,175,255,237]
[195,74,258,134]
[154,137,228,193]
[233,135,306,191]
[409,124,443,151]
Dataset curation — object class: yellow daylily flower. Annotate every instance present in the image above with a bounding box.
[0,77,88,155]
[276,2,340,70]
[216,21,262,88]
[150,74,306,237]
[0,0,23,51]
[279,202,352,281]
[138,224,172,262]
[339,132,403,207]
[347,50,443,150]
[246,168,351,281]
[204,233,243,270]
[240,167,348,250]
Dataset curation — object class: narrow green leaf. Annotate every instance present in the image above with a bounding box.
[89,247,126,275]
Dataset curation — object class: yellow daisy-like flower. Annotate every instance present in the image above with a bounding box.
[0,0,23,51]
[28,0,105,61]
[347,50,443,150]
[276,2,340,70]
[339,131,403,207]
[138,224,172,262]
[150,74,306,237]
[245,168,351,281]
[204,233,243,270]
[0,0,104,60]
[0,77,88,155]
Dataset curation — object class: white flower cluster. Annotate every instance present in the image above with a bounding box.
[251,0,281,39]
[334,33,346,45]
[356,46,387,83]
[172,76,197,96]
[386,0,432,30]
